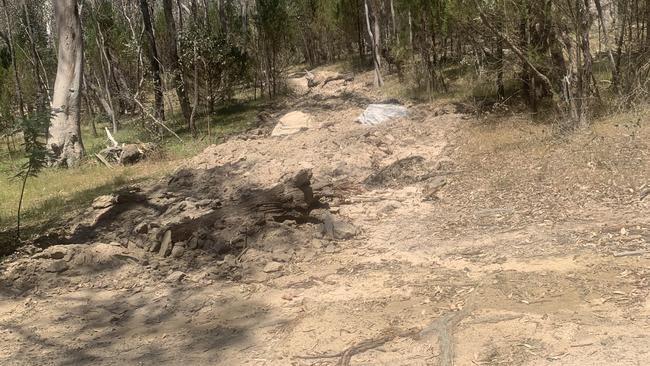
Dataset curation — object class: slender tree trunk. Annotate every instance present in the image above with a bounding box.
[408,9,413,48]
[390,0,397,42]
[1,0,26,120]
[162,0,192,127]
[190,41,199,135]
[140,0,165,121]
[594,0,617,75]
[365,0,383,86]
[82,78,98,138]
[23,3,50,104]
[92,15,118,133]
[48,0,84,167]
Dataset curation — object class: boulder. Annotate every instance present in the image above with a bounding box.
[271,111,316,136]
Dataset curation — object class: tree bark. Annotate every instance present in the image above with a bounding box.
[92,13,118,133]
[48,0,85,167]
[1,0,26,120]
[364,0,383,86]
[140,0,165,121]
[162,0,192,128]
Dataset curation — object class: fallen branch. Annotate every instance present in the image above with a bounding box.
[104,127,119,147]
[95,153,113,168]
[321,73,354,87]
[296,328,420,366]
[613,250,649,258]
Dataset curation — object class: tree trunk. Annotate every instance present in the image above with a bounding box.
[364,0,383,87]
[1,0,26,120]
[140,0,165,121]
[48,0,84,167]
[162,0,192,127]
[390,0,397,42]
[594,0,617,75]
[23,2,50,105]
[92,15,118,133]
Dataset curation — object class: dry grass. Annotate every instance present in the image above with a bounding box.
[0,100,262,244]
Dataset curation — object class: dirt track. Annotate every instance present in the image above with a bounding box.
[2,71,650,365]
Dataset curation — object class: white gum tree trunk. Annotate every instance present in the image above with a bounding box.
[48,0,85,167]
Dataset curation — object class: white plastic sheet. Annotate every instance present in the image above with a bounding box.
[357,104,408,126]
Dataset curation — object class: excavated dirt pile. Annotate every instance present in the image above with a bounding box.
[3,70,460,293]
[6,70,650,366]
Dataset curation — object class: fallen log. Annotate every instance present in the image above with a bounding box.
[322,72,354,87]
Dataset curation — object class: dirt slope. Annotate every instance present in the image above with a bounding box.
[2,71,650,366]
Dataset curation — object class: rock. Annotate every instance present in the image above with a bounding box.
[332,220,358,240]
[158,230,173,257]
[92,195,116,209]
[272,250,292,263]
[422,177,447,201]
[32,247,67,260]
[324,244,338,254]
[188,237,199,250]
[198,238,212,249]
[271,111,316,136]
[263,261,283,273]
[45,260,69,273]
[171,244,185,258]
[149,241,161,253]
[220,254,238,267]
[133,222,148,234]
[119,144,144,165]
[195,199,214,208]
[165,271,185,283]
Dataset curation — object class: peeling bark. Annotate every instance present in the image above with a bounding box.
[48,0,85,167]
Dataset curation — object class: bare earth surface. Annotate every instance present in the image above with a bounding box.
[2,71,650,365]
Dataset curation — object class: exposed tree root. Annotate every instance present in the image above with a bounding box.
[296,328,420,366]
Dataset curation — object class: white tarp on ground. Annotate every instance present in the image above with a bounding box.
[357,104,408,126]
[271,111,316,136]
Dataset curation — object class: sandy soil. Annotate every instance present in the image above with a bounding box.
[1,71,650,366]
